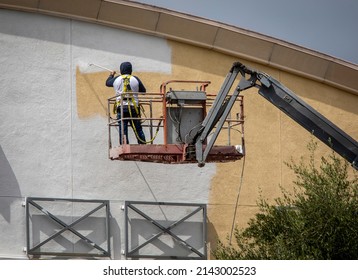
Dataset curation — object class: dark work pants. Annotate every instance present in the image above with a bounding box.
[117,106,146,144]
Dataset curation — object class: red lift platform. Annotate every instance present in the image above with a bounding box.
[107,80,245,165]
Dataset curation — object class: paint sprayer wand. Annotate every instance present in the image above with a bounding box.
[88,63,115,73]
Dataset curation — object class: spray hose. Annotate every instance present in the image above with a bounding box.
[127,96,161,144]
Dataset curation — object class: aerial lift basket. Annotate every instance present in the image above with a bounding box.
[107,80,245,165]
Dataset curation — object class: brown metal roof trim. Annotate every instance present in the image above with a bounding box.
[1,0,357,94]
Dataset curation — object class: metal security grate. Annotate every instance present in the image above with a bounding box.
[124,201,207,259]
[25,197,111,258]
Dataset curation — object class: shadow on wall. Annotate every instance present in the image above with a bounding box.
[27,214,121,259]
[128,219,206,259]
[207,218,220,259]
[0,9,171,66]
[110,216,122,260]
[0,146,21,222]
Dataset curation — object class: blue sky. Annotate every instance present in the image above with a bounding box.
[133,0,358,65]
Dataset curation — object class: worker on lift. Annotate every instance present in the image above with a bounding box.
[106,62,146,144]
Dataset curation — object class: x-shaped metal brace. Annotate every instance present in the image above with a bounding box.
[125,202,206,259]
[26,198,110,257]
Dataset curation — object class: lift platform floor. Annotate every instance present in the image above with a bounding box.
[109,144,243,164]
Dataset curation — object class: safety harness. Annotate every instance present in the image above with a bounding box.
[114,75,159,144]
[113,75,139,115]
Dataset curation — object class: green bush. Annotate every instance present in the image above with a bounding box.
[213,142,358,260]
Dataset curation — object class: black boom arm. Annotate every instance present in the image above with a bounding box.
[194,62,358,169]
